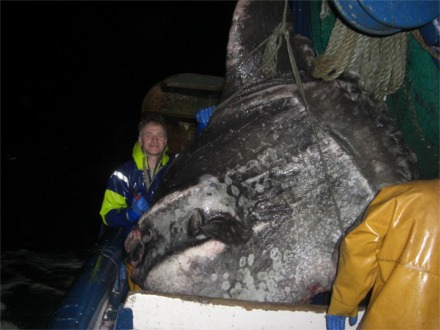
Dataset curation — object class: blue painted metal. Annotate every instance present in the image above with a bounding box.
[420,16,440,46]
[115,308,134,329]
[360,0,439,29]
[47,227,128,329]
[289,0,313,41]
[420,16,440,69]
[332,0,440,35]
[332,0,400,35]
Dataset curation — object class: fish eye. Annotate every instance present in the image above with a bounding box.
[142,227,154,243]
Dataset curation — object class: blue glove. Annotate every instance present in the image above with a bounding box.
[127,196,149,223]
[326,314,358,330]
[196,105,215,136]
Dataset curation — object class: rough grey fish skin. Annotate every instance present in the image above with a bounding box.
[125,0,417,304]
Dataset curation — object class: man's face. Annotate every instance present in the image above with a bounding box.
[138,122,167,157]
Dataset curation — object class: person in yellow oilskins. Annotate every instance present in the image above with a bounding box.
[326,178,439,330]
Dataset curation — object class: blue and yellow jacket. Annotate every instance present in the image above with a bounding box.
[99,142,175,229]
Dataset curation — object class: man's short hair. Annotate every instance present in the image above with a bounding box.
[138,112,168,137]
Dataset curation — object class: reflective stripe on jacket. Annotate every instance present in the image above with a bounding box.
[328,179,439,329]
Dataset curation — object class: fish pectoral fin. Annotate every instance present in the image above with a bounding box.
[200,217,253,245]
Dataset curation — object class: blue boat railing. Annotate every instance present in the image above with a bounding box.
[47,227,129,329]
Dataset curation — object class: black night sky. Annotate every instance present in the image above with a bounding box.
[2,1,237,252]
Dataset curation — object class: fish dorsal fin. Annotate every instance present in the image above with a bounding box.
[222,0,315,100]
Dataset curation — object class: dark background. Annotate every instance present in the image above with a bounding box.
[2,1,237,252]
